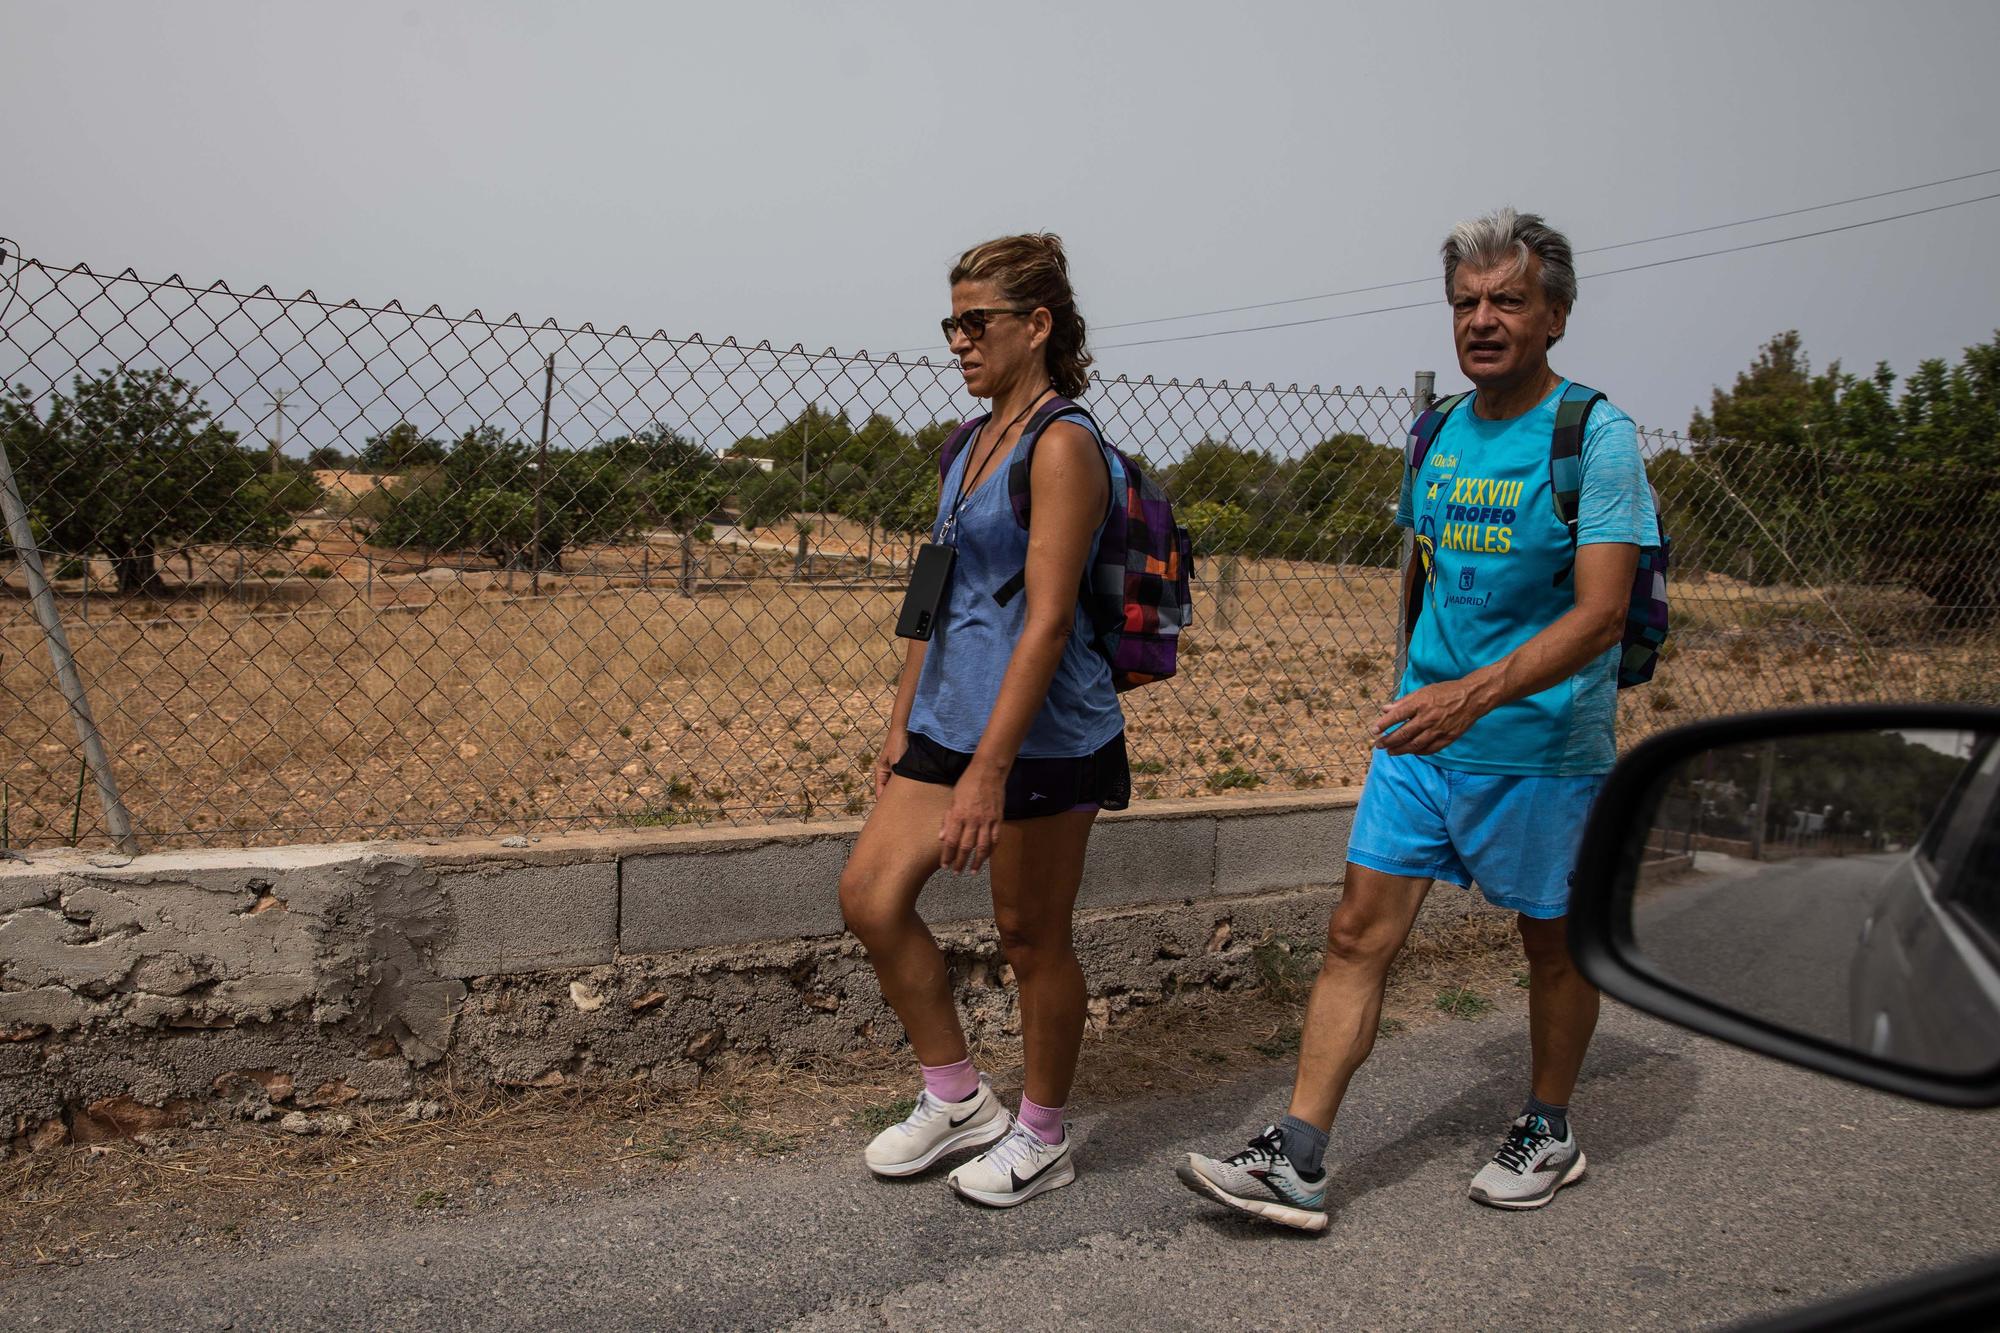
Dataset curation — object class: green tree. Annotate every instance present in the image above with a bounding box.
[1839,335,2000,613]
[734,467,805,531]
[626,428,728,592]
[839,419,944,574]
[1680,731,1970,851]
[1684,331,1847,584]
[357,422,447,472]
[874,445,942,569]
[1179,500,1254,555]
[0,368,317,593]
[1687,329,2000,611]
[358,426,646,570]
[1689,330,1820,451]
[465,485,536,567]
[1288,432,1405,567]
[1164,438,1276,512]
[733,404,857,477]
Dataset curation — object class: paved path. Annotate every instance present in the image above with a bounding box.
[9,1000,1998,1331]
[1635,852,1899,1044]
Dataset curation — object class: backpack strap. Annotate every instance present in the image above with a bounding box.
[988,398,1105,608]
[1025,395,1091,438]
[936,413,990,483]
[1548,381,1604,588]
[1000,396,1100,536]
[1403,391,1468,633]
[1407,392,1469,472]
[1549,381,1604,531]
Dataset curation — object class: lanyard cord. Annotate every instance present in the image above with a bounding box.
[939,384,1051,546]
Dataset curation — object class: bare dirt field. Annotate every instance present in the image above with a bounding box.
[2,525,1991,850]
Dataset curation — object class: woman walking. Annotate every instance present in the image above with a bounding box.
[839,233,1127,1208]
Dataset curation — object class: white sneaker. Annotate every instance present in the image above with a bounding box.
[1468,1113,1587,1209]
[947,1120,1076,1208]
[863,1078,1009,1178]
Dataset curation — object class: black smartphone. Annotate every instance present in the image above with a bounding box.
[895,542,956,641]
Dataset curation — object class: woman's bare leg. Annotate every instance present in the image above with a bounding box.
[985,808,1098,1107]
[838,776,966,1065]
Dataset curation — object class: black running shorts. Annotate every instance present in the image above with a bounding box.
[891,731,1131,821]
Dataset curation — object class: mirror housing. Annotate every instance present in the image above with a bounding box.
[1569,703,2000,1108]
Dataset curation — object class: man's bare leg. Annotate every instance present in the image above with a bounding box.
[1286,863,1435,1129]
[1517,913,1598,1107]
[1176,863,1436,1232]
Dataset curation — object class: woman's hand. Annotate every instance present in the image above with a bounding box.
[874,730,909,800]
[938,761,1005,874]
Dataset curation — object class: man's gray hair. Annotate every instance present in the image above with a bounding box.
[1441,209,1579,333]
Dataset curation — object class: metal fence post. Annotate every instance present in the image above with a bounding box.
[0,434,140,854]
[1396,371,1438,682]
[531,353,555,598]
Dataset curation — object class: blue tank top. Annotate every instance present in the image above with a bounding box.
[905,411,1125,758]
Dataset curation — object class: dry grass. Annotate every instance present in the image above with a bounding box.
[0,906,1525,1272]
[2,533,1991,850]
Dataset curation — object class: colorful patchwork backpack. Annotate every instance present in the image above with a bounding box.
[938,396,1193,692]
[1406,380,1670,688]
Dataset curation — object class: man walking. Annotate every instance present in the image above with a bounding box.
[1177,209,1658,1231]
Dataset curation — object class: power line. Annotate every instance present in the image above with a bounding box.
[1093,166,2000,334]
[1092,189,2000,352]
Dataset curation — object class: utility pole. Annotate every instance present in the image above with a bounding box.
[1749,741,1777,862]
[263,388,292,476]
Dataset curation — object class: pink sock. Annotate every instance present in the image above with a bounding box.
[1018,1096,1066,1145]
[920,1057,979,1104]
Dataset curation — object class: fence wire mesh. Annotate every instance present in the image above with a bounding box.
[2,243,1995,851]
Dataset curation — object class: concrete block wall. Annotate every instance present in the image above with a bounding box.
[0,790,1372,1148]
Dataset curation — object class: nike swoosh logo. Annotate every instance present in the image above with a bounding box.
[948,1107,983,1128]
[1009,1150,1068,1192]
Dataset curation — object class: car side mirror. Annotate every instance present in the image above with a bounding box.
[1568,704,2000,1108]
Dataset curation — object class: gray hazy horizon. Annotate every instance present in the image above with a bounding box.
[5,0,1998,437]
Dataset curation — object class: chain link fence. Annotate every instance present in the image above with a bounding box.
[2,241,1995,851]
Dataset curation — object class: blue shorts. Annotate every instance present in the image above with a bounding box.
[1345,749,1606,920]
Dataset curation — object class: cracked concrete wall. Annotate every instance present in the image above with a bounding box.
[0,792,1377,1149]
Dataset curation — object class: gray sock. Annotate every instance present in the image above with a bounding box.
[1276,1114,1329,1178]
[1523,1095,1569,1139]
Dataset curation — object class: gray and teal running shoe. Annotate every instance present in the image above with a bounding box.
[1468,1113,1586,1209]
[1177,1125,1329,1232]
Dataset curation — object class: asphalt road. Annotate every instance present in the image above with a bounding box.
[1635,851,1900,1044]
[9,998,1998,1332]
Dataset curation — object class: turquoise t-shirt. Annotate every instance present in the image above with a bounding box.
[1394,380,1657,776]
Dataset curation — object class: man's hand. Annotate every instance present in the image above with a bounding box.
[1371,675,1496,756]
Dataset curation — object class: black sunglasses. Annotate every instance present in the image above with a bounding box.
[940,307,1034,342]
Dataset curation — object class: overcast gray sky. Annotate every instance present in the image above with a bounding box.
[5,0,1998,434]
